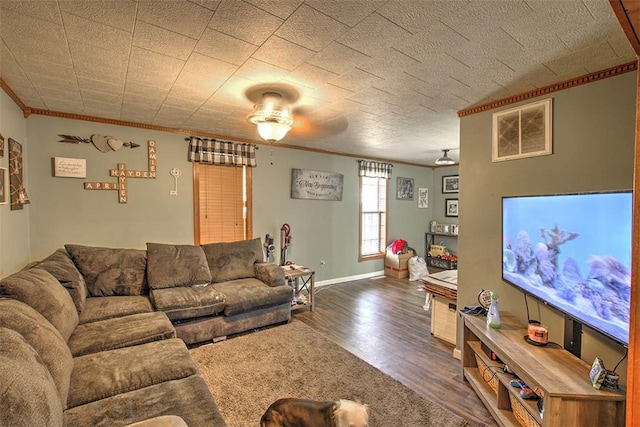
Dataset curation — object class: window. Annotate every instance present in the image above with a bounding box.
[359,175,387,259]
[193,163,252,245]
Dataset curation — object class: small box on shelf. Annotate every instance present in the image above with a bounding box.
[427,256,457,270]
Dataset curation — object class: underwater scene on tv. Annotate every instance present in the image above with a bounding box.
[502,192,632,345]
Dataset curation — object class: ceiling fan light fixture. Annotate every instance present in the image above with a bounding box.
[435,149,455,165]
[256,121,291,142]
[247,92,294,142]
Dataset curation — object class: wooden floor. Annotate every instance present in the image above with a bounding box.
[294,274,498,427]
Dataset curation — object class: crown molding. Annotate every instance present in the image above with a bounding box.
[457,61,637,117]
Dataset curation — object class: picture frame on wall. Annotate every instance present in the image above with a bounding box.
[418,187,428,208]
[396,177,414,200]
[442,175,459,193]
[0,168,6,204]
[492,98,552,162]
[0,133,4,158]
[445,198,459,217]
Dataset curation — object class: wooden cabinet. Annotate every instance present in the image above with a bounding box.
[461,312,626,427]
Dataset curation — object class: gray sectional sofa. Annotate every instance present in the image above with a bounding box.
[0,238,293,426]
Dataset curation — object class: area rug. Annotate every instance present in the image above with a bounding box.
[190,321,468,427]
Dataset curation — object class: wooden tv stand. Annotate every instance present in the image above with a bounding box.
[461,312,625,427]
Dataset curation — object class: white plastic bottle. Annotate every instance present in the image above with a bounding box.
[486,291,501,329]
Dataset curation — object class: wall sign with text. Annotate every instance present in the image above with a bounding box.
[291,168,343,201]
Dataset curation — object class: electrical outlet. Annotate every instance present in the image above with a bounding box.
[170,190,177,196]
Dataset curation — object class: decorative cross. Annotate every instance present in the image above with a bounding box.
[84,140,157,203]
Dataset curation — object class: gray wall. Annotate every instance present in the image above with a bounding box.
[0,96,453,283]
[458,71,636,383]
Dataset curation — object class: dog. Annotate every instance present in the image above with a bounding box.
[260,398,369,427]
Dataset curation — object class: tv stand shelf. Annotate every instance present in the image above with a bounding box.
[462,312,625,427]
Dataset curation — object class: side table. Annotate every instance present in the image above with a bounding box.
[282,265,315,312]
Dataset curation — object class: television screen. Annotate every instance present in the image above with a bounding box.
[502,191,632,345]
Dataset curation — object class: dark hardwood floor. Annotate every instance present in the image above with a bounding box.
[294,275,498,427]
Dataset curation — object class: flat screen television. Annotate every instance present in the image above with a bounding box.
[502,191,632,348]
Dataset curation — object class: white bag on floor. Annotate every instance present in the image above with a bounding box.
[408,256,429,281]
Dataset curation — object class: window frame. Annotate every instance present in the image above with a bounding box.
[358,175,388,261]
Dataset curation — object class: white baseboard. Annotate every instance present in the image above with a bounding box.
[452,348,461,360]
[315,270,386,287]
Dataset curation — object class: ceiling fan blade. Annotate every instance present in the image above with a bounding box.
[289,108,348,139]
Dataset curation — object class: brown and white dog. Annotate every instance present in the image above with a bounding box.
[260,398,369,427]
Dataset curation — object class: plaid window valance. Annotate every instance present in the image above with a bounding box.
[358,160,392,179]
[188,137,257,167]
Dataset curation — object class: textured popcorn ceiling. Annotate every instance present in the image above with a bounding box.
[0,0,635,166]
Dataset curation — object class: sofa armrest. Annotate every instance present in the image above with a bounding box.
[125,415,188,427]
[254,263,285,287]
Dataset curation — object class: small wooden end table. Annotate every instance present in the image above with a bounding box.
[282,265,315,312]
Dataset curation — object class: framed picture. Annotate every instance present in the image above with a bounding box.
[0,167,6,204]
[445,198,459,217]
[396,177,414,200]
[9,138,29,210]
[442,175,459,193]
[492,98,552,162]
[290,168,343,201]
[0,133,4,158]
[418,187,428,208]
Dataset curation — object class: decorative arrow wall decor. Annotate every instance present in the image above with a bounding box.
[58,134,141,153]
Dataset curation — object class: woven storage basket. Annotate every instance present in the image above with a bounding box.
[508,393,541,427]
[474,353,498,394]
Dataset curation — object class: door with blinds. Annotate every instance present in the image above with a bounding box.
[193,163,252,245]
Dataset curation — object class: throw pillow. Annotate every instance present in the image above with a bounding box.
[146,243,212,289]
[201,238,264,283]
[36,248,88,312]
[0,327,64,426]
[0,268,79,341]
[65,244,148,297]
[0,298,73,410]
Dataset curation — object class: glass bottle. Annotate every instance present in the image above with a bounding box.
[487,291,501,329]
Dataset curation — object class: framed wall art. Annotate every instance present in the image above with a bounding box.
[9,138,29,210]
[52,157,87,178]
[492,98,552,162]
[397,177,414,200]
[290,168,343,201]
[0,167,6,204]
[0,133,4,158]
[445,198,459,217]
[442,175,459,193]
[418,187,428,208]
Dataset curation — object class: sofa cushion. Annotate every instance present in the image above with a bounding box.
[202,238,264,283]
[35,248,88,312]
[68,338,198,408]
[0,327,64,427]
[0,268,79,341]
[79,295,153,324]
[63,375,225,427]
[68,311,176,357]
[212,278,293,316]
[255,262,286,287]
[65,244,148,297]
[0,299,73,410]
[146,243,211,289]
[150,285,226,321]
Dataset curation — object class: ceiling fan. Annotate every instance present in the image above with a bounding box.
[244,83,348,143]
